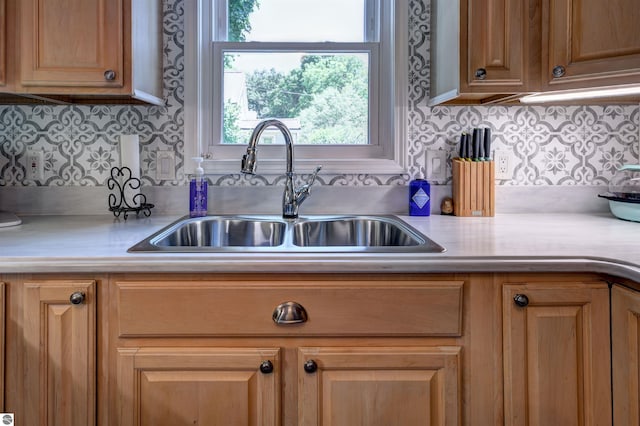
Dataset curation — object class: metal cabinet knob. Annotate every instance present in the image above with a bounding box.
[104,69,117,81]
[475,68,487,80]
[69,291,86,305]
[513,294,529,307]
[303,359,318,374]
[552,65,566,78]
[272,301,308,324]
[259,360,274,374]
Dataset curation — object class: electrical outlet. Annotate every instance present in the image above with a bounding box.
[156,150,176,180]
[494,150,513,180]
[26,150,44,181]
[425,149,447,181]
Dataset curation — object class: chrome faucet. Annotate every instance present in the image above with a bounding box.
[241,119,322,219]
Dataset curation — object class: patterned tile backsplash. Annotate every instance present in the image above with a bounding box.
[0,0,638,191]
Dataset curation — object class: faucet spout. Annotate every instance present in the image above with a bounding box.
[241,119,321,219]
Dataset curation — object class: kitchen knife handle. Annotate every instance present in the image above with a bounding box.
[483,128,492,160]
[459,133,468,159]
[472,128,482,161]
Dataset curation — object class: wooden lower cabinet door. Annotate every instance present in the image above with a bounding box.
[117,347,281,426]
[612,284,640,425]
[298,346,461,426]
[503,282,611,426]
[23,280,96,426]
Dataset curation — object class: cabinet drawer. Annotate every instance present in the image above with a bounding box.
[116,279,464,337]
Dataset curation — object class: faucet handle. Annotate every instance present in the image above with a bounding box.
[294,165,322,205]
[306,165,322,187]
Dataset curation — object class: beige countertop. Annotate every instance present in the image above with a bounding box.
[0,213,638,281]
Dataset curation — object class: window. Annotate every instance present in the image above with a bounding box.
[184,0,407,175]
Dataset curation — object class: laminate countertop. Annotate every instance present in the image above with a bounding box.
[0,213,638,281]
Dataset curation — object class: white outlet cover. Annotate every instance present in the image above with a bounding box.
[494,150,513,180]
[26,150,44,181]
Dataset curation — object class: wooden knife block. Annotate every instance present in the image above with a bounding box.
[452,159,495,217]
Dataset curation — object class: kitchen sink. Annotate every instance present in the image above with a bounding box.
[128,215,445,253]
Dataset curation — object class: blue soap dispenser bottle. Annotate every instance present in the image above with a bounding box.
[189,157,208,217]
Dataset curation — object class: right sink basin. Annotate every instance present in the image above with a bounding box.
[292,216,434,248]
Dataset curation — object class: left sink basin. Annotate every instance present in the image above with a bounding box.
[128,216,287,252]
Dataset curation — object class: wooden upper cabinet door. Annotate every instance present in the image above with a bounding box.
[465,0,533,91]
[503,282,611,426]
[611,285,640,425]
[543,0,640,90]
[23,280,96,426]
[298,346,462,426]
[20,0,123,88]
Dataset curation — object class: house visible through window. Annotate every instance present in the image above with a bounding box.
[184,0,407,174]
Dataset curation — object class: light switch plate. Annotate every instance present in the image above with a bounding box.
[156,150,176,180]
[425,149,447,181]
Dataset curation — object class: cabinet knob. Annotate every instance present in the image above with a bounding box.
[69,291,86,305]
[272,301,308,324]
[513,294,529,307]
[104,70,117,81]
[303,359,318,374]
[259,360,274,374]
[552,65,566,78]
[475,68,487,80]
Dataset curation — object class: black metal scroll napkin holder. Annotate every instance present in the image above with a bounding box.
[107,166,154,220]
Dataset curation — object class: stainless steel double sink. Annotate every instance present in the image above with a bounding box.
[128,215,445,253]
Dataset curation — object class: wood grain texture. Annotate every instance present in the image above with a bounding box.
[612,284,640,425]
[117,347,281,426]
[13,0,163,103]
[542,0,640,90]
[298,346,461,426]
[115,278,464,337]
[23,279,96,426]
[503,281,611,426]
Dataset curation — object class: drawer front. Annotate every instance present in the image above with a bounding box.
[116,279,464,338]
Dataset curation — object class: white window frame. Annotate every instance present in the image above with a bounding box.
[184,0,407,175]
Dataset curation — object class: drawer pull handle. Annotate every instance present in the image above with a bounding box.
[513,294,529,307]
[303,359,318,374]
[259,360,274,374]
[272,301,308,324]
[69,292,86,305]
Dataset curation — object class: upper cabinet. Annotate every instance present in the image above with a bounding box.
[430,0,539,105]
[430,0,640,105]
[3,0,163,104]
[542,0,640,91]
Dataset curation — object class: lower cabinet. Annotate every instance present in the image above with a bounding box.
[22,279,96,426]
[117,347,281,426]
[110,275,465,426]
[612,284,640,425]
[297,346,461,425]
[502,280,611,426]
[6,272,637,425]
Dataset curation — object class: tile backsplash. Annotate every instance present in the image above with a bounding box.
[0,0,638,192]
